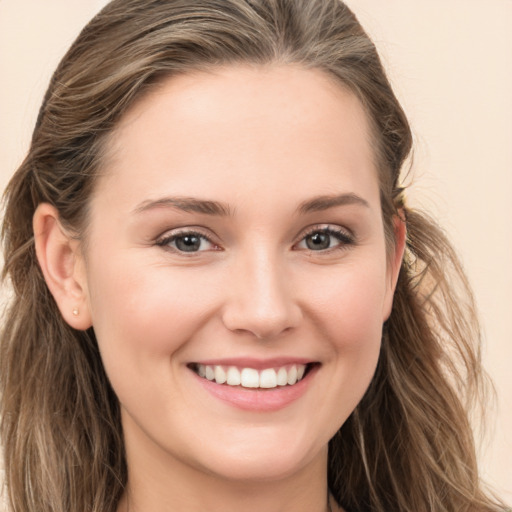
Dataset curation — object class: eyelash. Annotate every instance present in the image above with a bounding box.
[155,225,355,254]
[295,225,355,253]
[155,229,218,254]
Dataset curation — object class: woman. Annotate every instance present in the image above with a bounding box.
[0,1,506,511]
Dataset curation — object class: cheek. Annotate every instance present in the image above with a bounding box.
[283,259,388,436]
[84,256,221,386]
[302,259,387,406]
[304,259,388,348]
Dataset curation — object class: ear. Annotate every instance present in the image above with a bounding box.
[382,211,407,321]
[33,203,92,330]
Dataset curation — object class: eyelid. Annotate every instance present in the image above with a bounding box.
[153,224,354,254]
[155,227,220,252]
[294,224,355,251]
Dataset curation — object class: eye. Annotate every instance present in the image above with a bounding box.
[295,226,354,252]
[156,230,217,253]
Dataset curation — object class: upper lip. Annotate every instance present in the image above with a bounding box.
[189,357,316,370]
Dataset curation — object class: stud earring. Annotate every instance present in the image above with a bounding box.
[72,308,79,316]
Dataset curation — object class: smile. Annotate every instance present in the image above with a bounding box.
[188,360,319,411]
[192,363,308,389]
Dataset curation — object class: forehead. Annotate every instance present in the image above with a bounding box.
[95,64,379,214]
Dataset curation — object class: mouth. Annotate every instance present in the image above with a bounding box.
[188,362,317,390]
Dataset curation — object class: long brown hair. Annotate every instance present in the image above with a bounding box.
[1,1,504,511]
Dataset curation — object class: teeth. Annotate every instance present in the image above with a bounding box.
[195,363,308,389]
[241,368,259,388]
[214,365,227,384]
[287,365,298,385]
[205,365,215,381]
[226,366,241,386]
[259,368,277,388]
[276,367,288,386]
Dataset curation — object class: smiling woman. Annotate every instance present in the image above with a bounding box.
[0,1,507,512]
[45,67,399,498]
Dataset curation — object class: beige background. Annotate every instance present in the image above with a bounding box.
[1,0,511,503]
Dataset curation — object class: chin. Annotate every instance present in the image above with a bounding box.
[188,428,328,483]
[201,451,316,483]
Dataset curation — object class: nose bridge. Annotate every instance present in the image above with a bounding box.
[222,243,301,339]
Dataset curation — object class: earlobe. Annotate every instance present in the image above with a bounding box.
[383,212,407,321]
[33,203,92,330]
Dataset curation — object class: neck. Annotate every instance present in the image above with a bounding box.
[120,478,334,512]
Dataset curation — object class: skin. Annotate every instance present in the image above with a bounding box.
[34,65,405,512]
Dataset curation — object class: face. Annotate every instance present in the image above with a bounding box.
[77,66,403,484]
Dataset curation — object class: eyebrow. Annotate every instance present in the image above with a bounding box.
[133,192,369,217]
[297,193,370,214]
[133,196,232,216]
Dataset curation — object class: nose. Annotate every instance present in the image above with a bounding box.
[221,249,302,340]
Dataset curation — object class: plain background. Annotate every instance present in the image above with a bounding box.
[0,0,510,503]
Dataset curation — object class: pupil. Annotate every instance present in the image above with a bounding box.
[176,235,201,252]
[306,232,330,250]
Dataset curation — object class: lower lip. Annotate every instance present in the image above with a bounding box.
[191,366,318,412]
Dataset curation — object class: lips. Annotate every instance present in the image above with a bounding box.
[189,359,319,411]
[192,363,308,389]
